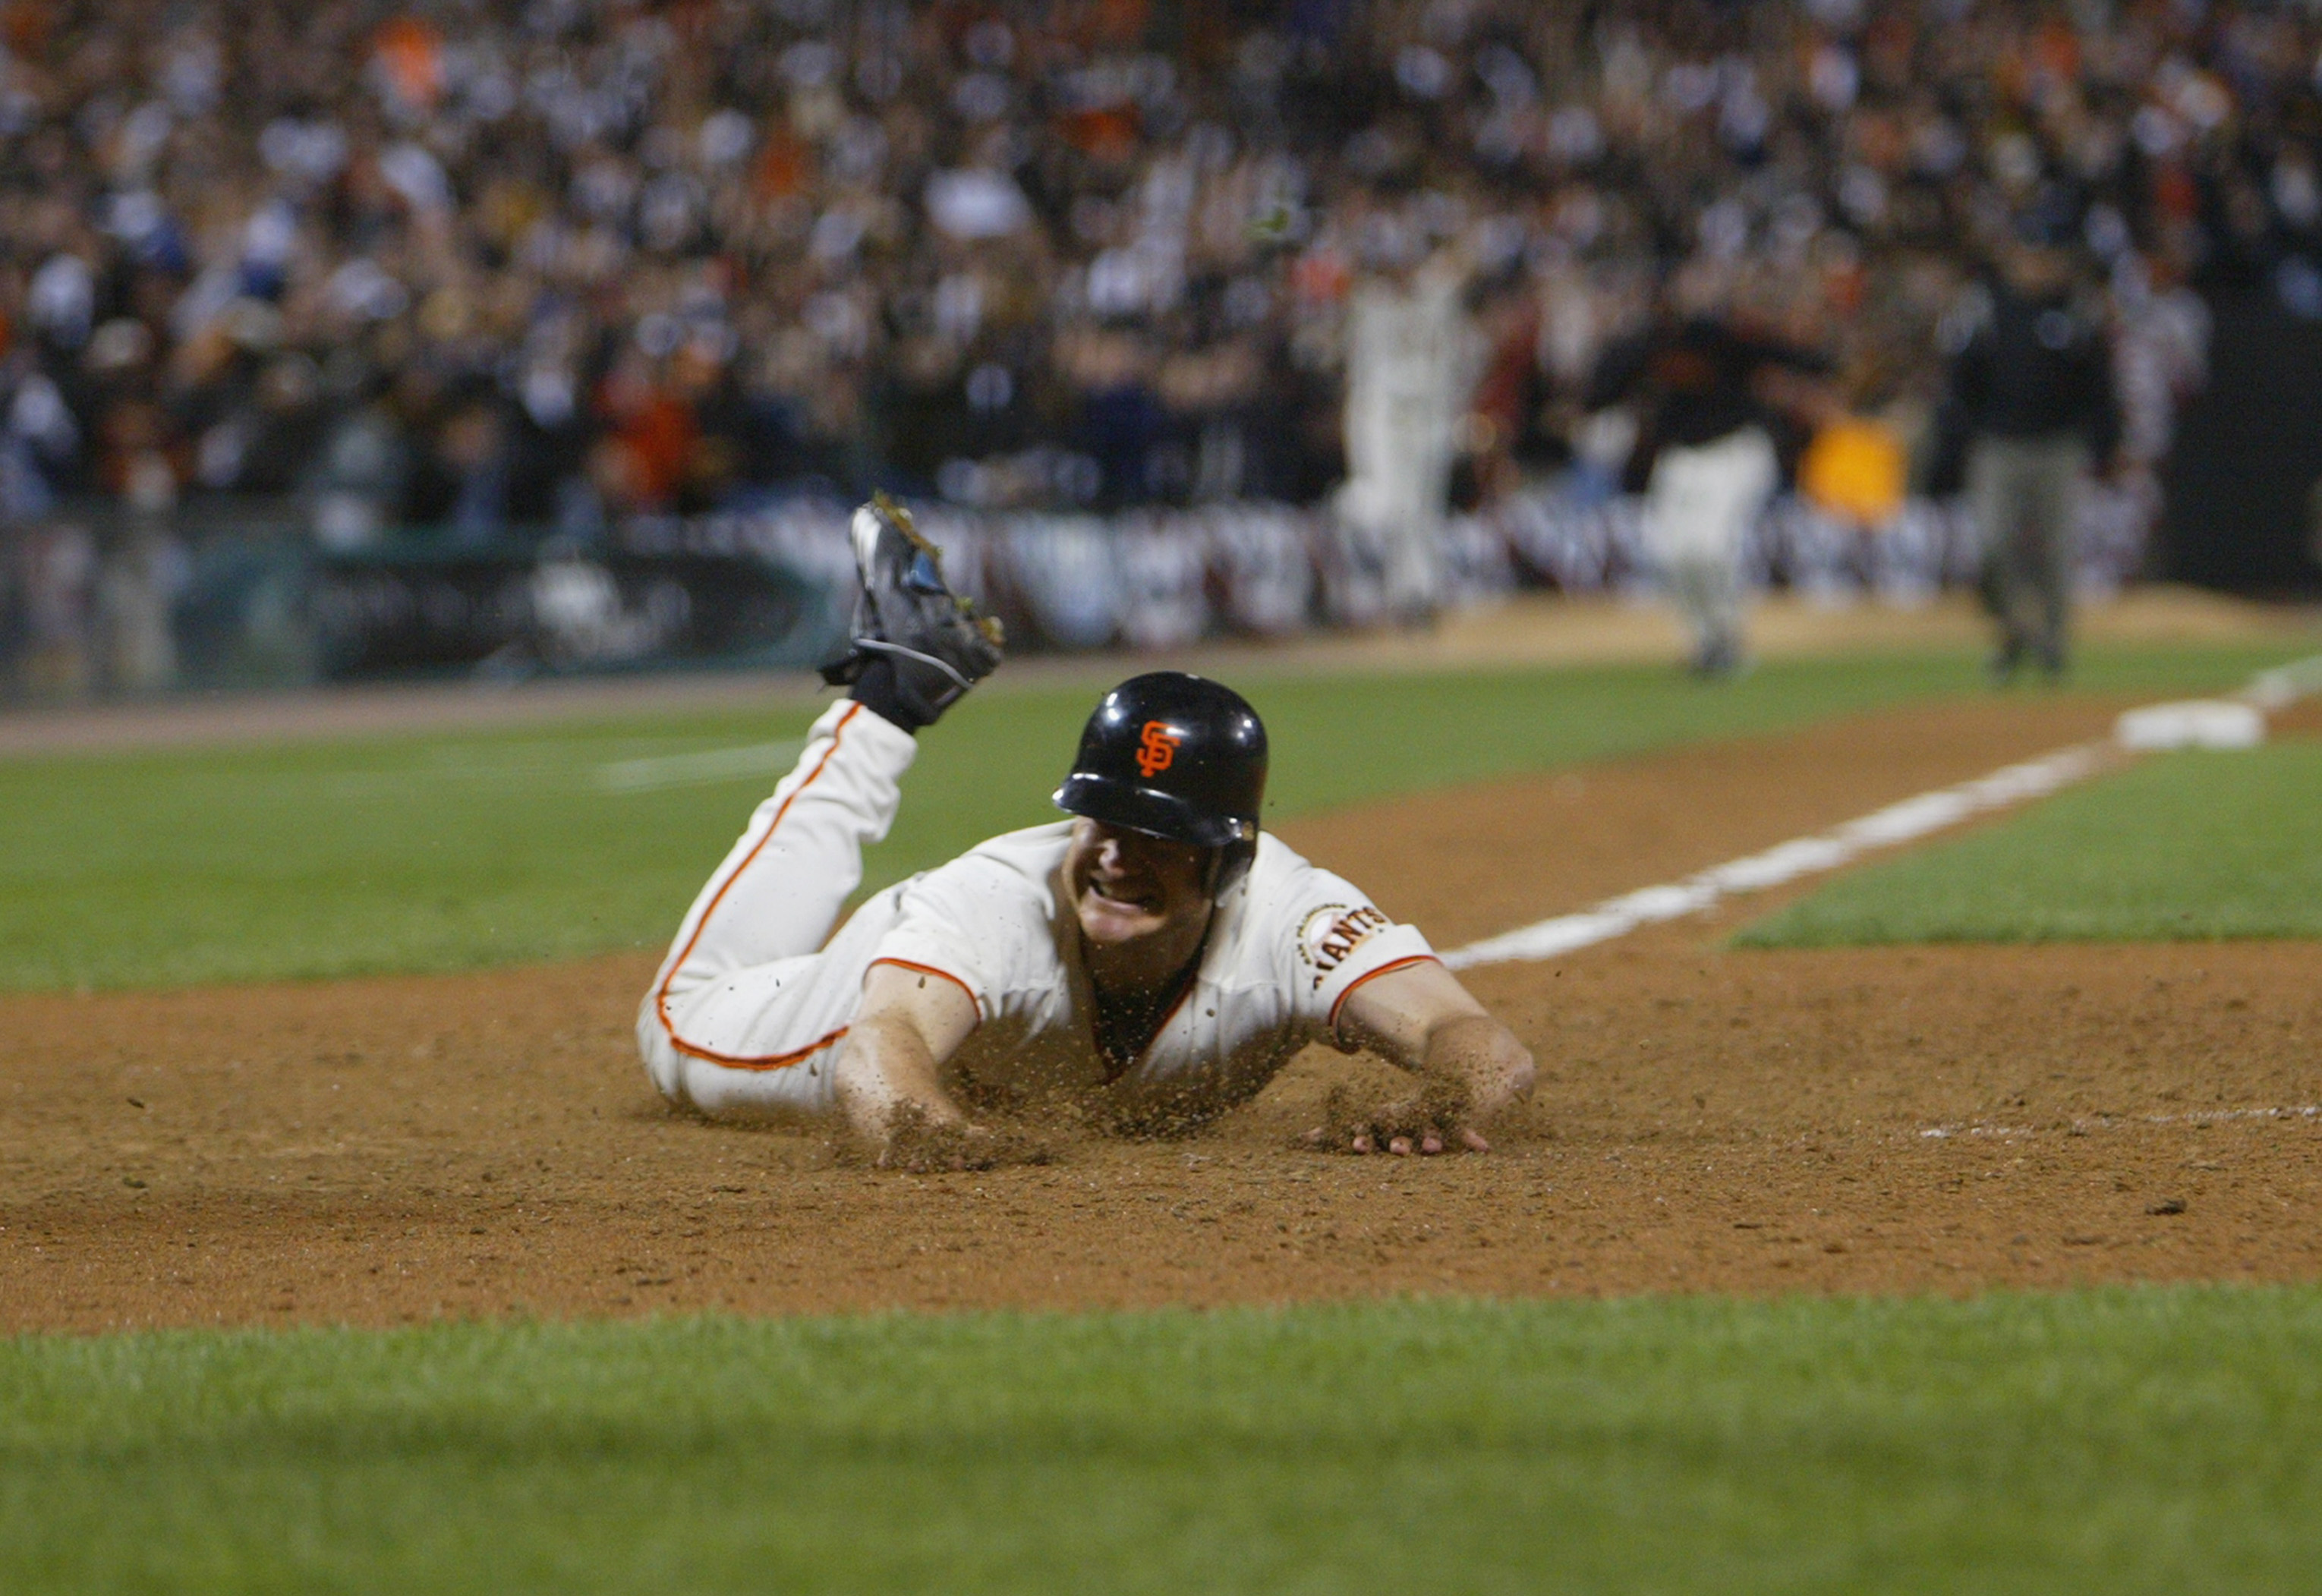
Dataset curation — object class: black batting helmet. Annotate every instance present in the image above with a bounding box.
[1054,672,1268,883]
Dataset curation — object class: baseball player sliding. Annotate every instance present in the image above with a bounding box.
[637,498,1535,1169]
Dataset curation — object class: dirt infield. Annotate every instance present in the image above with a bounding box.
[3,693,2317,1333]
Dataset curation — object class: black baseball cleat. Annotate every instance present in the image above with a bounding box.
[820,493,1003,728]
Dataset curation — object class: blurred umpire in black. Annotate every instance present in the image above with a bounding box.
[1938,207,2122,680]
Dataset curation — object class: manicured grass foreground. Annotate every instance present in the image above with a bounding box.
[0,644,2300,992]
[1741,742,2322,947]
[3,1289,2319,1594]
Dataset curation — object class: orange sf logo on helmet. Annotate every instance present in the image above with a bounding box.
[1136,720,1182,777]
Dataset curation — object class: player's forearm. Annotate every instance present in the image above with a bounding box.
[834,1015,968,1142]
[1422,1015,1536,1122]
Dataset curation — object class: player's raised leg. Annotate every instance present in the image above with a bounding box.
[638,496,1003,1111]
[647,697,917,1018]
[637,695,915,1113]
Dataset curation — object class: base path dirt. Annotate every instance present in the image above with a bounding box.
[3,694,2317,1333]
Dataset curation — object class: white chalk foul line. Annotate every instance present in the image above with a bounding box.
[1440,743,2105,970]
[2242,653,2322,712]
[1440,650,2322,972]
[1920,1105,2322,1140]
[594,738,806,794]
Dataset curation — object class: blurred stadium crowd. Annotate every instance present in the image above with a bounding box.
[0,0,2305,685]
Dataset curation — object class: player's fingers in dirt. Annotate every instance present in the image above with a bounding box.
[1313,1080,1487,1156]
[1302,1122,1488,1155]
[877,1110,1054,1173]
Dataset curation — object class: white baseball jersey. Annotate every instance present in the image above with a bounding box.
[638,700,1437,1121]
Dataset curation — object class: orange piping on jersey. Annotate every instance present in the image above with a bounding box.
[866,958,985,1020]
[654,702,862,1069]
[677,1023,852,1072]
[1327,954,1444,1043]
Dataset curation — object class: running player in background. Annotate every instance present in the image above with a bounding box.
[1589,267,1835,677]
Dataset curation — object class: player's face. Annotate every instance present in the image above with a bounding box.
[1063,820,1214,947]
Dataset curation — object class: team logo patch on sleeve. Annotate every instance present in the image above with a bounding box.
[1296,902,1392,990]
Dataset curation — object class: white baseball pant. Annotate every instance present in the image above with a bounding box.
[1643,427,1776,664]
[636,699,919,1118]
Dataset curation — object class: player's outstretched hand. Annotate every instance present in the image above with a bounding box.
[1301,1122,1492,1155]
[1300,1083,1494,1156]
[875,1106,1050,1173]
[877,1116,993,1172]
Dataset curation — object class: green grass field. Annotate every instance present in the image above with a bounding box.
[0,644,2300,991]
[5,1288,2320,1594]
[1741,743,2322,947]
[7,640,2320,1593]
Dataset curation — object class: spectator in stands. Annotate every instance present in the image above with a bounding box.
[0,0,2289,564]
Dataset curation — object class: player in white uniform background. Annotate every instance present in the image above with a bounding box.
[1337,248,1476,622]
[638,499,1536,1168]
[1335,244,1481,623]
